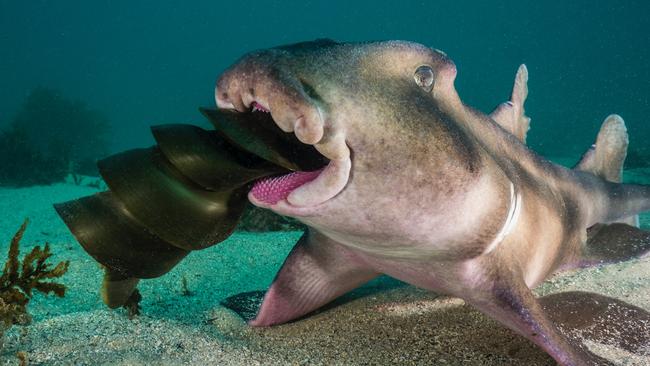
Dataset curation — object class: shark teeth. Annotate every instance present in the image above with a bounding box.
[251,101,270,113]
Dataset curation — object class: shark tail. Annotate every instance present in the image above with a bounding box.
[597,181,650,225]
[555,115,650,271]
[574,114,641,227]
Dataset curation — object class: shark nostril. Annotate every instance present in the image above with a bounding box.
[215,90,237,110]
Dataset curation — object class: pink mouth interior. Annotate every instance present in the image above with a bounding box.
[251,169,323,205]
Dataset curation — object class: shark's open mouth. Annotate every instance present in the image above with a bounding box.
[244,102,327,206]
[211,96,351,212]
[213,58,355,212]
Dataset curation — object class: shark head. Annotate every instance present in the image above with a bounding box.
[215,40,484,241]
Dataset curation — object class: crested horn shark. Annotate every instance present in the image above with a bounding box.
[56,40,650,365]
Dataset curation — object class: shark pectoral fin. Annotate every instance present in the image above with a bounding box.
[464,261,613,365]
[540,291,650,355]
[490,64,530,143]
[250,230,379,327]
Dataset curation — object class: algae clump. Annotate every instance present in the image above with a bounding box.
[0,219,69,346]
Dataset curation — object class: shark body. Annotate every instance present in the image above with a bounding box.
[215,40,650,366]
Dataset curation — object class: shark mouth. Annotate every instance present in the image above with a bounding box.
[246,102,324,206]
[209,98,351,214]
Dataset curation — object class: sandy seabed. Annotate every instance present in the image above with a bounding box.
[0,166,649,365]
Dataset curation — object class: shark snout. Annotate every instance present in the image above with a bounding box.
[215,62,325,146]
[216,58,351,159]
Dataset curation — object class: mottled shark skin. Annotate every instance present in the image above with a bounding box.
[216,40,650,366]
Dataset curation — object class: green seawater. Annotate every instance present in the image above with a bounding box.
[1,1,649,159]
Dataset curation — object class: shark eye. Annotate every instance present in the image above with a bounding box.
[414,65,434,92]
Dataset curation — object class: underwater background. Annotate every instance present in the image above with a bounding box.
[1,0,650,158]
[1,1,650,365]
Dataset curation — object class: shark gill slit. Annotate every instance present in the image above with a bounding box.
[483,181,522,255]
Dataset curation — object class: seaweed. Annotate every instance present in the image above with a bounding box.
[180,275,191,297]
[123,289,142,320]
[0,220,69,346]
[0,126,68,187]
[0,88,110,187]
[16,351,28,366]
